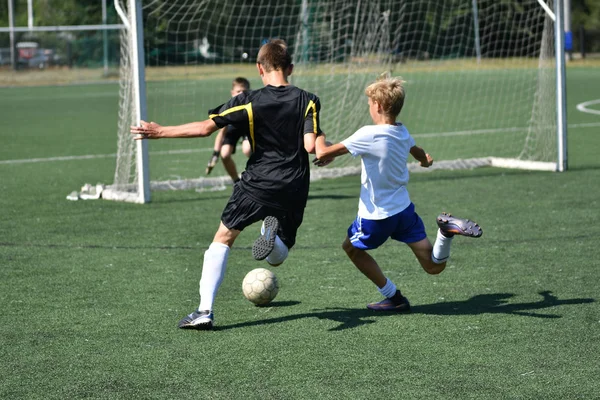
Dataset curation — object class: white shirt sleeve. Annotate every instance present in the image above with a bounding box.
[341,127,373,157]
[408,132,416,148]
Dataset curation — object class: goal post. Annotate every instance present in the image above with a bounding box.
[102,0,150,203]
[104,0,567,204]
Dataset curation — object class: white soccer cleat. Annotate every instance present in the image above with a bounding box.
[177,310,214,330]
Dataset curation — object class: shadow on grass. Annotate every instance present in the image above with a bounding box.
[215,291,594,332]
[410,291,594,318]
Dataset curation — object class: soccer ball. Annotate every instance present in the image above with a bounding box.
[242,268,279,306]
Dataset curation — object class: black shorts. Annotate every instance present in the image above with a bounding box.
[222,126,249,152]
[221,183,305,248]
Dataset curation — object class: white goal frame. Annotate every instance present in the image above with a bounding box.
[113,0,568,204]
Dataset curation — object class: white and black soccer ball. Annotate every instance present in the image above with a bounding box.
[242,268,279,306]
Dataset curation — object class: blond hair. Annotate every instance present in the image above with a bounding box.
[364,74,406,118]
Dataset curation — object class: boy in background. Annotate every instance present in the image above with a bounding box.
[205,77,253,182]
[314,75,482,312]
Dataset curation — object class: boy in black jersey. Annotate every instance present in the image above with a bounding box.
[205,76,252,181]
[131,39,323,330]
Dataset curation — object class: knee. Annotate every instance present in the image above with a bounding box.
[342,239,357,258]
[220,147,233,159]
[422,262,446,275]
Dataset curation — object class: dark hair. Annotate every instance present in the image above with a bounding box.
[256,39,292,72]
[232,77,250,90]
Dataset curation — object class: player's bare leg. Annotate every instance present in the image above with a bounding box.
[407,238,446,275]
[220,144,240,182]
[342,237,410,312]
[342,237,386,287]
[206,128,225,175]
[242,138,252,157]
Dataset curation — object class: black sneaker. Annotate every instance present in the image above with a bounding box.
[436,212,482,238]
[252,216,279,260]
[178,310,214,330]
[367,290,411,312]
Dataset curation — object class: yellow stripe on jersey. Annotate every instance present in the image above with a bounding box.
[246,104,255,151]
[304,100,318,134]
[209,103,255,151]
[209,104,248,119]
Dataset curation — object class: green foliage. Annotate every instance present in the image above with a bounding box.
[573,0,600,29]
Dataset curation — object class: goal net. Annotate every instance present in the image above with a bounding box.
[104,0,559,203]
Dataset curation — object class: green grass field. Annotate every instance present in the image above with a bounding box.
[1,64,600,399]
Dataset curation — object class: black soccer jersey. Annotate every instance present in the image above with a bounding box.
[208,85,322,209]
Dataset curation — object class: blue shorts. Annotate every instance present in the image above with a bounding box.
[347,203,427,250]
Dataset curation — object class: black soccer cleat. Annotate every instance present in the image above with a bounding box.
[252,216,280,260]
[436,212,482,238]
[367,290,411,312]
[178,310,214,330]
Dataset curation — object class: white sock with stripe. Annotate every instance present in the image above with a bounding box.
[198,242,230,311]
[432,228,453,264]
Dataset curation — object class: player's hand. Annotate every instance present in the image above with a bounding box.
[312,157,333,167]
[420,153,433,168]
[130,120,163,139]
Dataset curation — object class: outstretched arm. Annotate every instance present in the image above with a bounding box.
[315,134,349,161]
[130,119,219,140]
[410,145,433,167]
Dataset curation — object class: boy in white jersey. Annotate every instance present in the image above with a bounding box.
[314,75,482,311]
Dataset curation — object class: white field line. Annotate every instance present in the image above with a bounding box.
[0,148,213,165]
[576,99,600,116]
[2,122,600,166]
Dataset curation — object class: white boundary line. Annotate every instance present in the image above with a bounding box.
[2,122,600,166]
[576,99,600,116]
[0,148,213,165]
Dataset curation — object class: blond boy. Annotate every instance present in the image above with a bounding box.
[315,76,482,311]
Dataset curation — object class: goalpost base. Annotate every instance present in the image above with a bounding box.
[100,156,557,203]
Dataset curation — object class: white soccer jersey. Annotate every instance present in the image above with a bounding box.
[341,123,415,220]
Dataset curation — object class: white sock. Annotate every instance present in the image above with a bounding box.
[266,235,289,265]
[377,278,397,298]
[432,228,453,264]
[198,242,230,311]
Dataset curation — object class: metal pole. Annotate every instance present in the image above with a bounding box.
[102,0,109,76]
[472,0,481,63]
[27,0,33,30]
[554,0,568,171]
[300,0,309,63]
[8,0,16,70]
[129,0,151,202]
